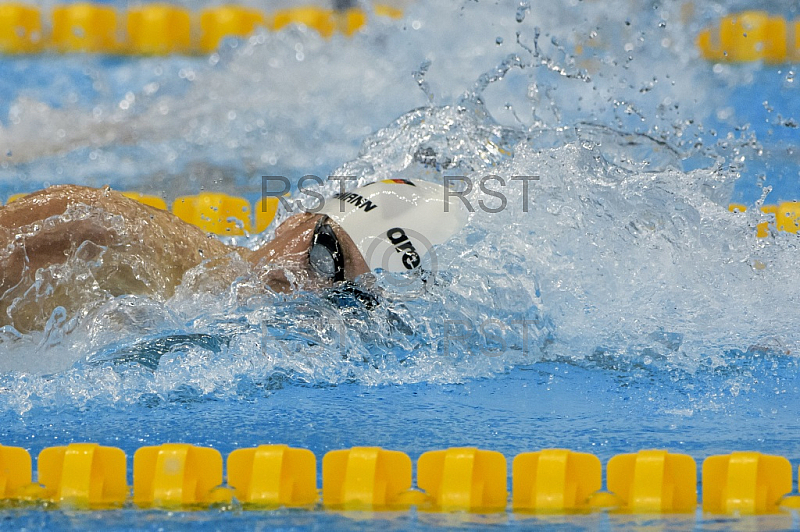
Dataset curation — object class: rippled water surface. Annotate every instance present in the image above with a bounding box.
[1,0,800,528]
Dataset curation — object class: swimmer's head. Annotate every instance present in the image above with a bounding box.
[253,179,468,295]
[313,179,468,275]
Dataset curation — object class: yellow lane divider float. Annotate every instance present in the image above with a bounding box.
[0,2,403,55]
[3,444,800,514]
[229,444,317,507]
[698,11,800,62]
[126,191,281,235]
[728,202,800,238]
[51,3,119,54]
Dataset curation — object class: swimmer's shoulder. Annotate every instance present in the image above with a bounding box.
[1,185,164,229]
[0,184,96,229]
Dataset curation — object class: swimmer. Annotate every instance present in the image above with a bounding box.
[0,180,467,332]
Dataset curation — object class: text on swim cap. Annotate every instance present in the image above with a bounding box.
[387,227,420,269]
[332,192,378,212]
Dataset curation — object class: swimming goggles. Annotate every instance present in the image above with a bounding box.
[309,215,345,283]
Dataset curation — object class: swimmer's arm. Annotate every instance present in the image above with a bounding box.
[0,185,241,295]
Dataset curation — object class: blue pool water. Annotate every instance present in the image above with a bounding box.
[2,0,800,529]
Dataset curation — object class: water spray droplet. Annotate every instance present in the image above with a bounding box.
[412,60,435,104]
[515,1,530,23]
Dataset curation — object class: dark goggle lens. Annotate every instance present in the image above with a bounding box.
[309,216,345,283]
[309,244,338,277]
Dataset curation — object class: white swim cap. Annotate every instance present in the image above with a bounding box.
[317,179,468,273]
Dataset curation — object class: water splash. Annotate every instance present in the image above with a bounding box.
[412,59,435,104]
[1,0,798,414]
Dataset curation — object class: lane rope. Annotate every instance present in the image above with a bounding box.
[0,2,403,55]
[1,443,799,514]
